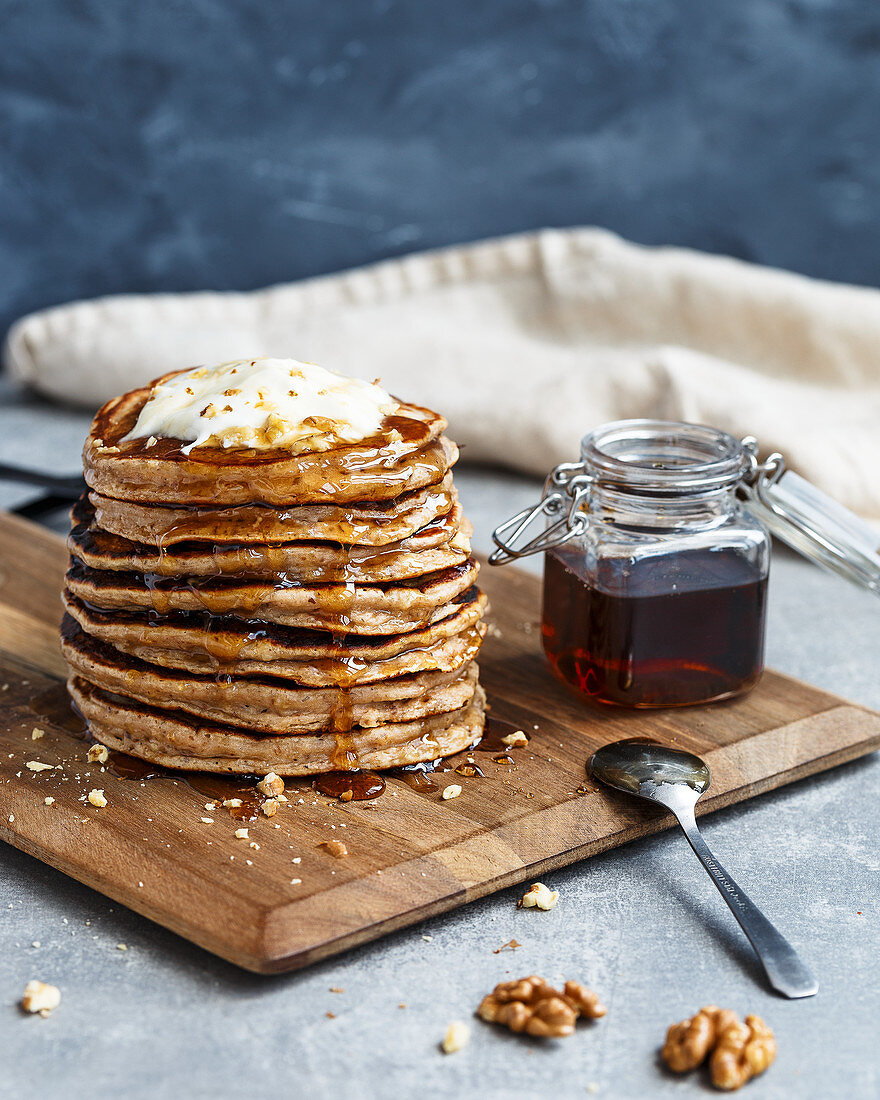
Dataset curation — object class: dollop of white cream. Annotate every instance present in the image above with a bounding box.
[122,358,399,454]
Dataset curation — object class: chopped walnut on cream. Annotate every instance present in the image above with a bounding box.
[256,772,285,797]
[21,980,61,1017]
[87,744,109,764]
[87,789,107,808]
[478,976,606,1039]
[441,1021,470,1054]
[519,882,559,910]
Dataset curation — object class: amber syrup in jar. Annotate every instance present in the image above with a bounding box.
[542,546,768,707]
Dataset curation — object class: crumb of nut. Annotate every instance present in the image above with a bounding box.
[200,817,214,824]
[709,1014,776,1091]
[31,727,45,740]
[256,772,285,797]
[87,789,107,808]
[116,943,128,951]
[222,798,242,808]
[329,986,344,993]
[262,798,279,817]
[276,793,289,803]
[477,976,605,1039]
[519,882,559,911]
[44,797,55,806]
[326,1011,336,1019]
[290,878,302,885]
[145,436,158,448]
[26,761,55,772]
[441,784,462,800]
[662,1006,741,1073]
[441,1021,470,1054]
[21,980,60,1017]
[249,841,260,850]
[204,802,218,811]
[320,839,349,859]
[234,828,249,839]
[502,731,529,748]
[339,789,353,802]
[87,744,109,764]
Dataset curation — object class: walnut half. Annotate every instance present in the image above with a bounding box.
[478,975,606,1039]
[662,1007,775,1091]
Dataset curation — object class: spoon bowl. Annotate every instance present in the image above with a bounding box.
[589,738,710,797]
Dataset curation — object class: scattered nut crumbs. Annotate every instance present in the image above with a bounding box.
[502,730,529,747]
[21,980,60,1017]
[478,976,606,1039]
[222,798,242,809]
[200,817,214,824]
[26,761,54,772]
[262,798,279,817]
[234,828,249,839]
[662,1007,776,1091]
[320,839,349,859]
[519,882,559,911]
[492,939,521,954]
[86,744,109,763]
[87,789,107,808]
[31,728,45,740]
[290,878,302,885]
[116,944,128,951]
[256,772,285,797]
[249,842,260,850]
[441,784,462,800]
[205,802,218,811]
[441,1021,470,1054]
[329,987,344,993]
[44,797,55,806]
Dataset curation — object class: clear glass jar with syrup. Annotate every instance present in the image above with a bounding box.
[491,419,880,709]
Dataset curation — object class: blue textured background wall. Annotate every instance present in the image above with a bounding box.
[2,0,879,337]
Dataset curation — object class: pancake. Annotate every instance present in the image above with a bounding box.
[69,497,472,581]
[66,559,480,634]
[88,474,457,546]
[84,373,455,505]
[63,590,488,684]
[69,675,487,775]
[62,620,478,733]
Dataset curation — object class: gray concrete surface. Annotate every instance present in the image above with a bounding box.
[1,381,878,1099]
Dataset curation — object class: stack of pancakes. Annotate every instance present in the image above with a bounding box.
[62,372,487,774]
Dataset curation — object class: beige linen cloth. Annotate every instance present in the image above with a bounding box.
[5,227,880,516]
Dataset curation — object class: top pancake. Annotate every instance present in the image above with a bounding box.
[84,372,453,506]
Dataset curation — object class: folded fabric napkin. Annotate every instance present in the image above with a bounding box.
[5,227,880,516]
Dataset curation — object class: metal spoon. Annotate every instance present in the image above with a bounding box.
[588,738,818,999]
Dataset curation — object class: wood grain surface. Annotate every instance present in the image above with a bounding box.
[1,511,878,973]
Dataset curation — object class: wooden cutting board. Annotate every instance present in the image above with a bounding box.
[1,510,878,973]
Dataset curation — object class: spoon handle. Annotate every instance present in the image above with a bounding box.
[672,799,818,999]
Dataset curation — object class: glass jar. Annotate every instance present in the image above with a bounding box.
[540,422,769,707]
[490,419,880,709]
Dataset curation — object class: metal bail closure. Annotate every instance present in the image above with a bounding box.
[739,438,880,597]
[489,462,592,565]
